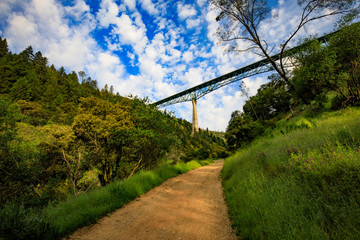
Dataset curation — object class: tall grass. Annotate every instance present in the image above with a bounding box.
[0,159,213,240]
[222,107,360,239]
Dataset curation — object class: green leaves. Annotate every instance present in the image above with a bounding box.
[292,22,360,107]
[0,40,226,208]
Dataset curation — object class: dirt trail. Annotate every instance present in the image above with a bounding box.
[66,160,237,240]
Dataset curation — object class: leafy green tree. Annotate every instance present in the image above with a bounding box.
[243,75,291,120]
[57,102,77,125]
[0,100,48,205]
[10,77,31,101]
[328,22,360,104]
[225,111,263,150]
[292,22,360,107]
[41,78,59,111]
[110,98,179,177]
[39,124,88,196]
[0,48,23,94]
[26,70,42,101]
[33,51,48,84]
[0,37,8,58]
[72,97,133,185]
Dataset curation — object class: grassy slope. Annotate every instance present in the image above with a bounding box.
[222,107,360,239]
[0,160,213,240]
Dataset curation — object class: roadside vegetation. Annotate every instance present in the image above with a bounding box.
[222,22,360,239]
[0,34,225,239]
[223,108,360,239]
[1,159,212,239]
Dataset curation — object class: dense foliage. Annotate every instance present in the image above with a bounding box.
[225,22,360,149]
[0,38,227,208]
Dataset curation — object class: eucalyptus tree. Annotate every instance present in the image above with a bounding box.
[211,0,359,104]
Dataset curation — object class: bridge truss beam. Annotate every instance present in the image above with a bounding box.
[153,32,334,108]
[155,58,278,108]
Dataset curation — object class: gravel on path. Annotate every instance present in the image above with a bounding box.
[66,160,237,240]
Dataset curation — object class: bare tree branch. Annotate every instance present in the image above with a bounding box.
[211,0,359,105]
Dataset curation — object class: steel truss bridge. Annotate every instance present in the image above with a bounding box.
[153,32,335,134]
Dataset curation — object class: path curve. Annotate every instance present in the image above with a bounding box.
[66,160,237,240]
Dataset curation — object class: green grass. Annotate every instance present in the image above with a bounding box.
[222,107,360,239]
[0,159,213,240]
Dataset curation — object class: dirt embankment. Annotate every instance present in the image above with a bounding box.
[66,160,237,240]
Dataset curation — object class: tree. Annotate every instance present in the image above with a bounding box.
[78,71,86,84]
[10,77,31,101]
[39,124,87,196]
[225,110,263,150]
[33,51,48,84]
[0,101,49,204]
[211,0,359,104]
[292,22,360,107]
[243,74,292,120]
[72,97,133,185]
[26,70,42,101]
[292,38,336,105]
[240,80,259,120]
[329,22,360,104]
[0,37,8,58]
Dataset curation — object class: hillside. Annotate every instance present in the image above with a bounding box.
[0,36,227,208]
[222,107,360,239]
[221,22,360,240]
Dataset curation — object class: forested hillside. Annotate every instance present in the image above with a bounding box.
[0,37,227,207]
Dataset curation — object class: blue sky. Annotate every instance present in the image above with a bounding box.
[0,0,339,131]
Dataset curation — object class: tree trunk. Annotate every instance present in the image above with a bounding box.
[128,155,143,179]
[98,174,106,187]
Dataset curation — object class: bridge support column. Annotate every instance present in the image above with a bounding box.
[192,98,199,135]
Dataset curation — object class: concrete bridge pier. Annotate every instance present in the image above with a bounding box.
[192,98,199,135]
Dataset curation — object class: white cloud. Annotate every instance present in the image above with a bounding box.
[242,77,268,96]
[205,7,220,41]
[138,55,165,82]
[186,18,201,28]
[111,13,148,54]
[0,0,16,17]
[46,34,97,69]
[6,14,39,51]
[177,3,197,20]
[196,0,207,7]
[124,0,136,11]
[153,80,178,99]
[64,0,90,20]
[182,51,194,63]
[97,0,119,27]
[87,51,124,87]
[183,67,204,86]
[118,74,153,97]
[139,0,158,15]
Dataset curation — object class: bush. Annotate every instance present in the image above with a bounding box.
[0,159,213,240]
[0,203,56,240]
